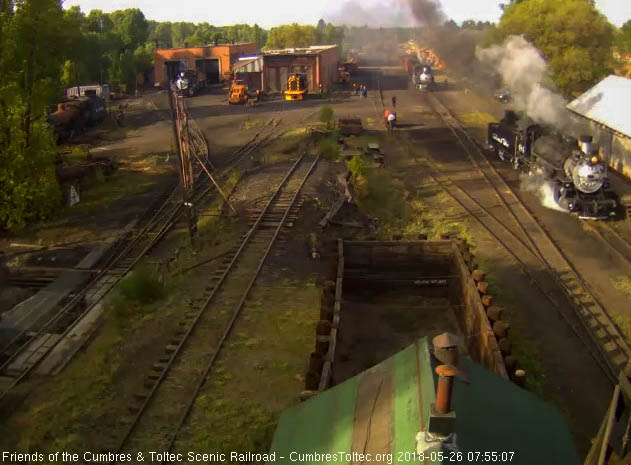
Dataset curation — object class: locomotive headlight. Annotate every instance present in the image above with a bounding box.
[590,156,599,164]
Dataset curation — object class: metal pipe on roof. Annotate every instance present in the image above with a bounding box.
[435,364,457,415]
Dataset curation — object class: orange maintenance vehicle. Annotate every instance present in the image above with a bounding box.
[229,79,248,104]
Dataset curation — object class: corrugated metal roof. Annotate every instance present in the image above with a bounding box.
[567,75,631,137]
[268,337,580,465]
[263,44,338,56]
[234,57,263,73]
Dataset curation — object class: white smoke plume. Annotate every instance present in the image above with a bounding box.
[476,35,570,130]
[519,172,568,213]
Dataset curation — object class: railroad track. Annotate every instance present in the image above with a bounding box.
[110,153,319,461]
[0,107,300,401]
[423,91,631,382]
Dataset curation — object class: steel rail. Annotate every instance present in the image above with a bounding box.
[0,104,299,401]
[426,91,631,381]
[111,153,314,457]
[160,155,320,461]
[424,169,615,382]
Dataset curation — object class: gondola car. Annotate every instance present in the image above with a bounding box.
[487,111,617,219]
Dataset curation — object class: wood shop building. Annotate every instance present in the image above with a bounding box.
[233,45,340,92]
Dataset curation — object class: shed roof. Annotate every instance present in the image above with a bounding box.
[567,75,631,137]
[263,44,338,56]
[268,337,579,464]
[155,42,255,53]
[234,57,263,73]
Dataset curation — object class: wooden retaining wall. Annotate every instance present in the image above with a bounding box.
[303,239,517,397]
[451,241,508,379]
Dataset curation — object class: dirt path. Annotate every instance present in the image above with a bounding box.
[351,67,613,456]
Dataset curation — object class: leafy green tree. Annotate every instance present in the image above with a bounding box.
[110,8,148,51]
[0,0,61,229]
[486,0,614,96]
[266,23,319,49]
[617,20,631,54]
[151,21,173,48]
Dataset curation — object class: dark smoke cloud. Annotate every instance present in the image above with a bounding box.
[326,0,416,27]
[407,0,494,85]
[408,0,445,27]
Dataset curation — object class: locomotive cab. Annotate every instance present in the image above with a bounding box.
[285,73,308,101]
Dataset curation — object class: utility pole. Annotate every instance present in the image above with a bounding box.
[168,88,198,248]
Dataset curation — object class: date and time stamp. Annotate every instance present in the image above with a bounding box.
[396,450,515,462]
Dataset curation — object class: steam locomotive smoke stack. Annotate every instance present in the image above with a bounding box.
[579,135,593,156]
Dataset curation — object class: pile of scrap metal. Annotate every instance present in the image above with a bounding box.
[47,91,106,143]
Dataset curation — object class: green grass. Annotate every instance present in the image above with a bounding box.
[263,128,309,163]
[457,111,496,127]
[242,119,264,130]
[0,265,176,453]
[613,314,631,344]
[613,275,631,299]
[510,330,545,396]
[65,170,163,218]
[116,266,164,304]
[319,136,340,161]
[174,277,320,454]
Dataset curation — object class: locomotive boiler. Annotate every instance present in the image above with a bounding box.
[47,92,106,143]
[412,65,435,91]
[487,111,617,219]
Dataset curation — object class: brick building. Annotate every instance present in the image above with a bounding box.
[234,45,340,92]
[154,42,257,87]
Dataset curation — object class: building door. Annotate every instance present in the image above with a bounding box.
[280,67,288,91]
[196,59,220,84]
[268,67,279,91]
[165,61,185,83]
[292,65,312,90]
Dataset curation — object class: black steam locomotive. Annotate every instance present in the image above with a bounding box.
[487,111,618,219]
[412,65,435,91]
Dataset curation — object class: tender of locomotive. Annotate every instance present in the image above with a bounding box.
[487,111,617,219]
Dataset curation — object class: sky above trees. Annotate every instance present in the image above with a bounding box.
[64,0,630,27]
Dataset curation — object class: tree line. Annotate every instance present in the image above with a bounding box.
[484,0,624,97]
[0,0,629,229]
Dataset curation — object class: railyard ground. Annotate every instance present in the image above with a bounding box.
[1,67,631,458]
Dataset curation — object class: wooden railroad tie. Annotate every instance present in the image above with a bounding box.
[492,320,510,339]
[486,306,503,322]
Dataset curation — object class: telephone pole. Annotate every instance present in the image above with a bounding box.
[168,87,198,247]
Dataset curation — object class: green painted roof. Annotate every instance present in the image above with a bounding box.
[268,338,580,465]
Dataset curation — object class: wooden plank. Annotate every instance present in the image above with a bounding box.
[319,361,332,391]
[599,385,621,465]
[335,278,343,303]
[326,328,338,363]
[337,258,344,281]
[393,343,421,459]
